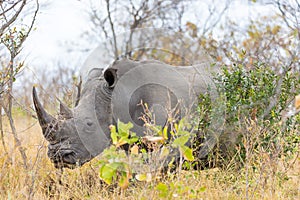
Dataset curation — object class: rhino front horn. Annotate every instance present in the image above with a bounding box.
[32,87,57,135]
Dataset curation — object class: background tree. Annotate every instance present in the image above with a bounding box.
[77,0,232,65]
[0,0,39,171]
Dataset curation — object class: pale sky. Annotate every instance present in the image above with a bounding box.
[22,0,272,72]
[12,0,276,95]
[23,0,90,68]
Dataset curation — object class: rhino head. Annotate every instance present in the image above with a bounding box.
[33,60,135,168]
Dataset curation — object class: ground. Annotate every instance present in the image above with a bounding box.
[0,114,299,199]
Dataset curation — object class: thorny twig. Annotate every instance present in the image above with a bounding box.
[75,76,82,107]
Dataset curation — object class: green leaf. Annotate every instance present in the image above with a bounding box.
[159,146,170,159]
[119,171,130,189]
[156,182,169,198]
[135,173,147,181]
[174,123,178,132]
[199,186,206,192]
[116,137,129,147]
[172,134,190,147]
[163,126,168,139]
[178,119,185,131]
[99,162,121,185]
[180,146,194,161]
[110,125,118,145]
[128,137,139,145]
[117,120,133,138]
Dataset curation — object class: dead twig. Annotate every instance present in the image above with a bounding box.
[75,76,82,107]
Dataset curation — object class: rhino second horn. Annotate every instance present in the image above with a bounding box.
[32,87,57,133]
[59,102,73,119]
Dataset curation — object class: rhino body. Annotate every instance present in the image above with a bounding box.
[33,59,218,168]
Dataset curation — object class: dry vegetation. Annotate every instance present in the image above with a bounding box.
[0,114,299,199]
[1,1,300,199]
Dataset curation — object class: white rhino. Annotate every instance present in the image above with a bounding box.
[33,58,218,168]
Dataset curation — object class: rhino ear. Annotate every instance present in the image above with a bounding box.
[104,68,117,88]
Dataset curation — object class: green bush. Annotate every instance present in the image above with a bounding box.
[203,63,300,166]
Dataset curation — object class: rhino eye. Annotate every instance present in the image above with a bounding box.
[86,121,93,126]
[84,118,96,132]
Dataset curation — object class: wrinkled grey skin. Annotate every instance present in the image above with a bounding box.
[33,58,217,168]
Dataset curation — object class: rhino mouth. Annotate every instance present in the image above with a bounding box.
[48,147,81,169]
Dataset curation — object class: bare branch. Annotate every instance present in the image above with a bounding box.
[202,0,231,35]
[105,0,118,59]
[0,0,40,171]
[0,0,22,16]
[75,76,82,107]
[16,0,39,55]
[0,0,27,37]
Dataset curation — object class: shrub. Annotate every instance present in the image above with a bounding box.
[208,63,300,166]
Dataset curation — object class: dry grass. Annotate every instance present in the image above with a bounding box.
[0,114,299,200]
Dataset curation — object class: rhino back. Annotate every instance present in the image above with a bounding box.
[111,61,217,135]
